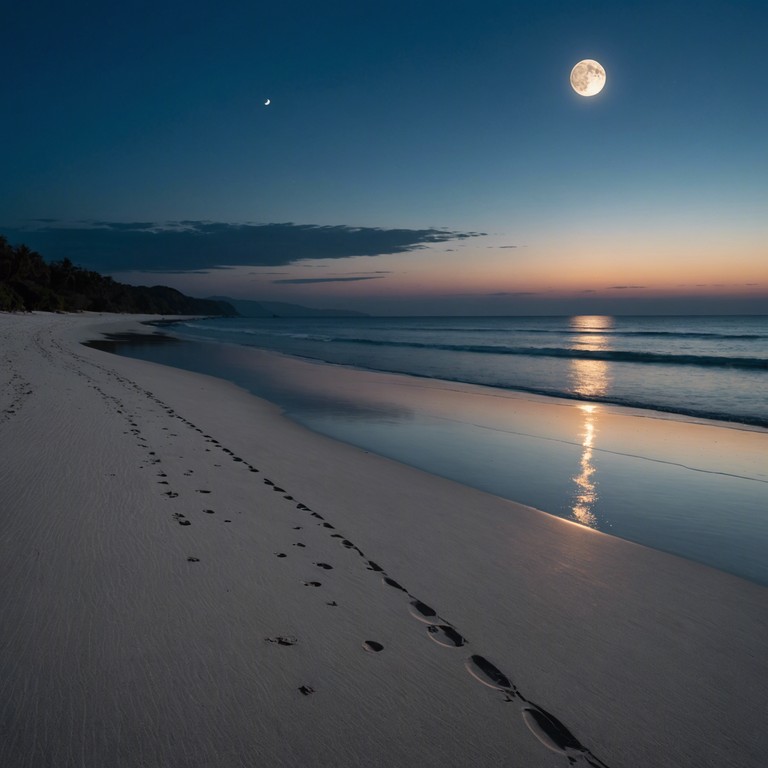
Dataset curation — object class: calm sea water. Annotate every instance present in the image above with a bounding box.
[174,315,768,427]
[93,315,768,584]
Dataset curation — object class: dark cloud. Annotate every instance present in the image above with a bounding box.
[498,245,518,249]
[2,221,485,274]
[608,285,645,290]
[336,270,393,276]
[580,289,597,293]
[487,291,539,296]
[272,276,386,285]
[91,221,156,230]
[689,282,748,288]
[151,269,221,275]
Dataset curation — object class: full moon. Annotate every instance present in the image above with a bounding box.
[570,59,606,97]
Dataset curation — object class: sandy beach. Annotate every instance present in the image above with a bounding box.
[1,312,767,768]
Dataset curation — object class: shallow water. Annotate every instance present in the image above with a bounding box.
[89,331,768,586]
[172,315,768,427]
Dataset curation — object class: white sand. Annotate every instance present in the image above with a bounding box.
[1,312,766,768]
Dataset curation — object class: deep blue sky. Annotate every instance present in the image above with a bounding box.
[3,0,767,314]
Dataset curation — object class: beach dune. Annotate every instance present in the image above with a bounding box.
[1,312,766,768]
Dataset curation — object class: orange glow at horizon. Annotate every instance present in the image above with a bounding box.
[163,235,768,308]
[282,239,768,299]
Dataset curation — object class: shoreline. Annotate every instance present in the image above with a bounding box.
[89,321,768,585]
[141,317,768,433]
[2,312,767,767]
[158,315,768,431]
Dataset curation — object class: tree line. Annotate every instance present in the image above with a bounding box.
[0,235,236,316]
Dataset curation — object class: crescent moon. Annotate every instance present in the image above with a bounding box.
[264,99,271,106]
[570,60,606,97]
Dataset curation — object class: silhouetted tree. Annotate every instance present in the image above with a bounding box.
[0,235,237,316]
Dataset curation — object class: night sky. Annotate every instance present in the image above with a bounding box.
[3,0,767,314]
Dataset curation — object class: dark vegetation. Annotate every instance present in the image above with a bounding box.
[0,236,237,315]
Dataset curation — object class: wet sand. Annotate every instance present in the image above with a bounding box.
[89,328,768,584]
[1,312,767,767]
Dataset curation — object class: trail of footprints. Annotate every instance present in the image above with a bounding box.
[65,335,610,767]
[270,503,610,766]
[0,353,33,425]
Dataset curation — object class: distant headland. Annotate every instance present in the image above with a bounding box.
[0,236,367,318]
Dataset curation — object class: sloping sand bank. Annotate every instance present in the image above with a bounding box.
[1,312,766,768]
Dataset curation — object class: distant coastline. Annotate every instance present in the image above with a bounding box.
[208,295,369,318]
[0,236,364,318]
[0,235,236,316]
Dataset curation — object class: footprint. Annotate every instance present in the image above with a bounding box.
[362,641,384,653]
[204,509,215,514]
[196,490,211,494]
[465,655,513,691]
[383,577,406,592]
[275,553,287,558]
[427,624,466,648]
[366,560,383,572]
[314,562,333,570]
[186,556,200,562]
[293,543,306,548]
[522,706,583,754]
[178,520,191,527]
[408,599,438,622]
[164,491,179,498]
[303,581,321,587]
[265,636,298,646]
[298,685,314,696]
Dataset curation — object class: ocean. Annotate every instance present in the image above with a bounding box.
[174,315,768,427]
[94,314,768,585]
